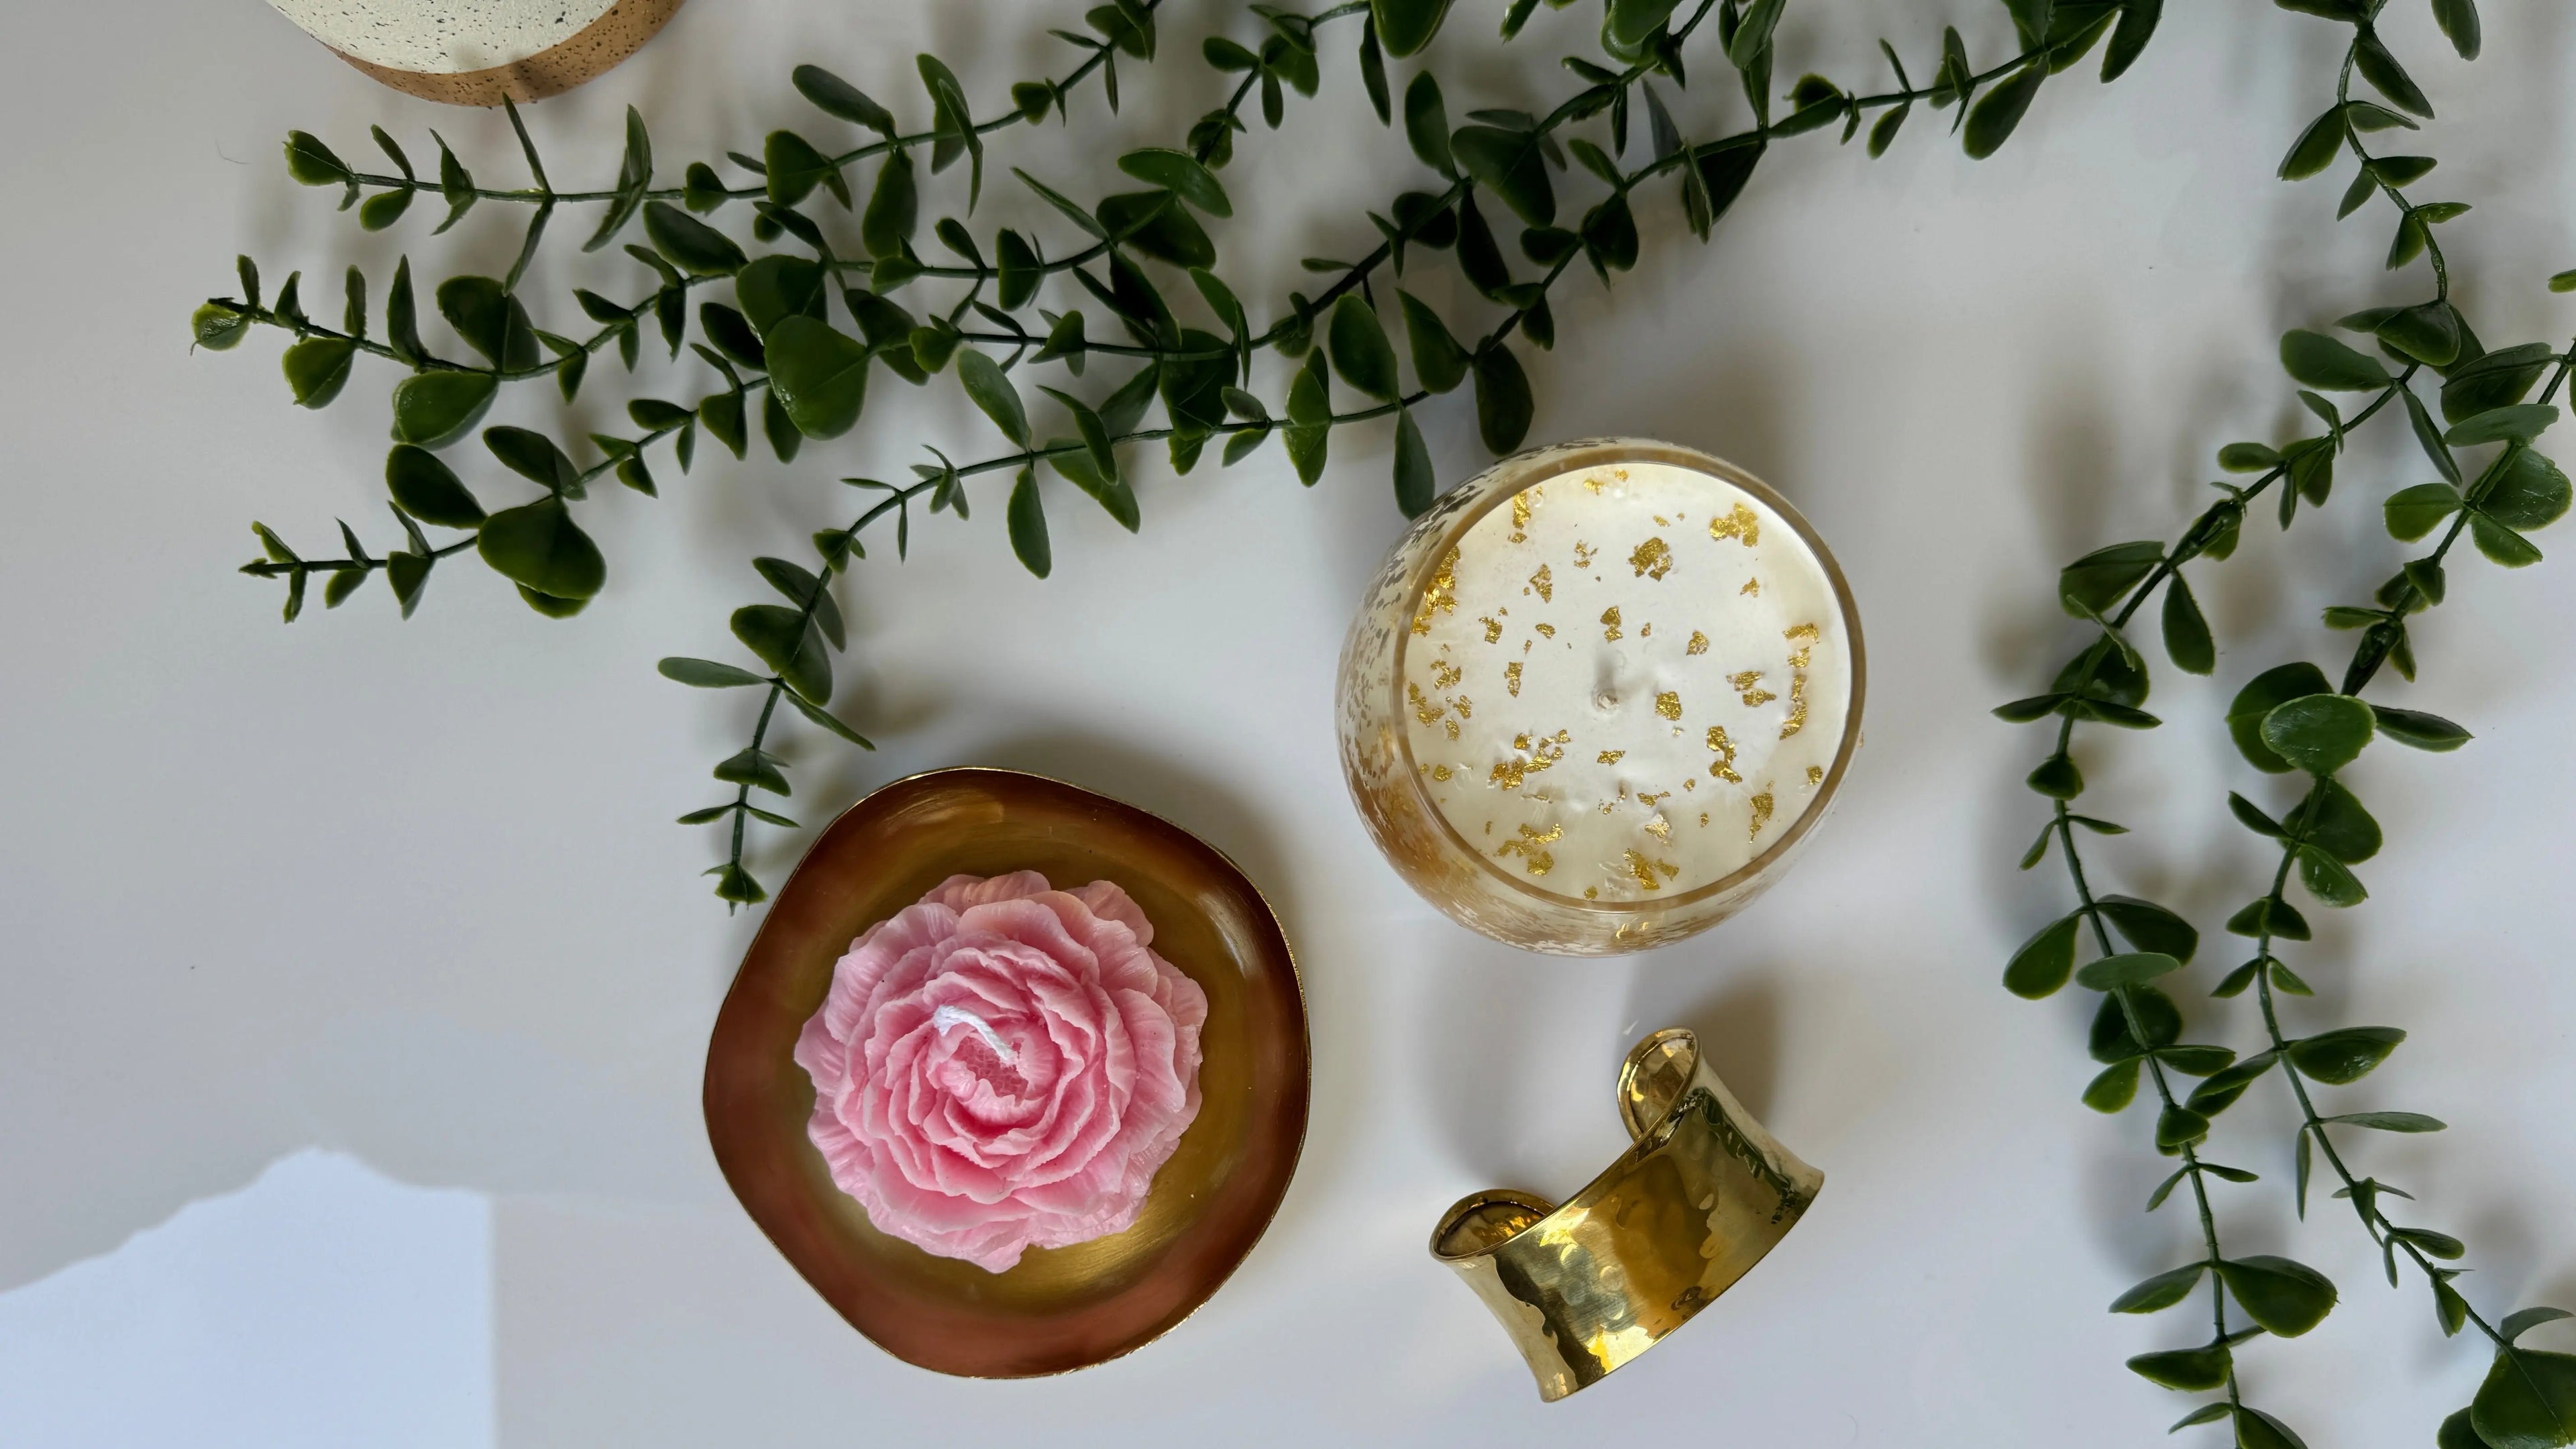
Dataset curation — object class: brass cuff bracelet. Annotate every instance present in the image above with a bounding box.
[1430,1028,1824,1401]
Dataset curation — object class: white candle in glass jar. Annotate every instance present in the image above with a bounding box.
[1398,460,1852,904]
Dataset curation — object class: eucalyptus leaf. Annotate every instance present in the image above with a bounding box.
[1118,147,1231,217]
[384,444,484,527]
[659,657,766,688]
[390,372,499,449]
[1392,407,1434,518]
[2473,1347,2576,1449]
[1371,0,1455,57]
[2111,1263,2207,1314]
[477,498,604,600]
[2126,1344,2230,1392]
[1963,64,2046,160]
[2502,1309,2576,1344]
[1328,294,1400,401]
[1006,468,1051,578]
[1450,125,1554,225]
[2287,1025,2405,1085]
[2261,693,2374,776]
[2228,663,2332,773]
[2218,1256,2338,1338]
[764,317,871,438]
[281,338,356,409]
[1472,345,1533,454]
[956,349,1030,445]
[643,202,747,276]
[2373,704,2471,751]
[2282,328,2392,390]
[731,604,830,702]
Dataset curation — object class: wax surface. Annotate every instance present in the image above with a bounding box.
[267,0,619,71]
[1401,462,1849,903]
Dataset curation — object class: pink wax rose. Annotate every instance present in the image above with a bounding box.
[794,871,1209,1273]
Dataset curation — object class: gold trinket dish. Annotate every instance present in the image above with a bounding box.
[704,768,1309,1377]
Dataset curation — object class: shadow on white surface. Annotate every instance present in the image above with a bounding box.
[0,1148,494,1449]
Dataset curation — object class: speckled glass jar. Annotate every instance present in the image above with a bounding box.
[1335,438,1866,956]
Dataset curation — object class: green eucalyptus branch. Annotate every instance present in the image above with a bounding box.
[271,2,1164,230]
[658,388,1428,904]
[2206,339,2576,1448]
[207,0,2149,633]
[1996,1,2576,1442]
[637,0,2171,901]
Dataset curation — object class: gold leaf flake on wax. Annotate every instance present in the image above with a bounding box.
[1509,492,1532,542]
[1411,547,1460,635]
[1646,812,1672,841]
[1572,541,1597,570]
[1629,537,1673,580]
[1480,616,1503,643]
[1741,578,1761,596]
[1597,749,1624,764]
[1655,691,1682,720]
[1699,811,1711,827]
[1654,515,1671,527]
[1505,661,1523,696]
[1454,695,1474,719]
[1623,849,1662,892]
[1535,622,1556,638]
[1528,564,1554,602]
[1682,777,1696,790]
[1583,886,1599,900]
[1584,474,1606,494]
[1640,622,1652,637]
[1445,720,1460,740]
[1709,503,1760,546]
[1749,792,1774,840]
[1433,660,1462,690]
[1729,670,1777,707]
[1488,731,1566,790]
[1408,682,1444,724]
[1779,671,1807,739]
[1600,606,1623,641]
[1431,764,1453,782]
[1785,623,1819,668]
[1707,725,1741,783]
[1806,765,1823,786]
[1686,630,1709,655]
[1495,821,1562,877]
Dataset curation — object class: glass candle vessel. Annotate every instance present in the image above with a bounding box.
[1336,438,1865,955]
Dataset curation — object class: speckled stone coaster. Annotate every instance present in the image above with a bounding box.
[270,0,684,106]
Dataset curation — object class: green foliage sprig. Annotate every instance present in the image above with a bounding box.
[1998,1,2576,1442]
[203,0,2164,900]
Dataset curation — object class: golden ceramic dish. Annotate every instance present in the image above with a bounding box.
[703,767,1309,1377]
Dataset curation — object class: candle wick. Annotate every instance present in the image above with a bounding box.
[930,1004,1016,1065]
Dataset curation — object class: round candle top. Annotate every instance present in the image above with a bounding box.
[267,0,622,71]
[1399,460,1850,904]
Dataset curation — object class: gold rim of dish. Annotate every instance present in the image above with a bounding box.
[1388,438,1868,917]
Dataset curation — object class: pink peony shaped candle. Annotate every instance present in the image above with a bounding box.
[794,871,1208,1273]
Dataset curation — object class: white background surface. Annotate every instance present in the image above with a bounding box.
[5,1,2575,1444]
